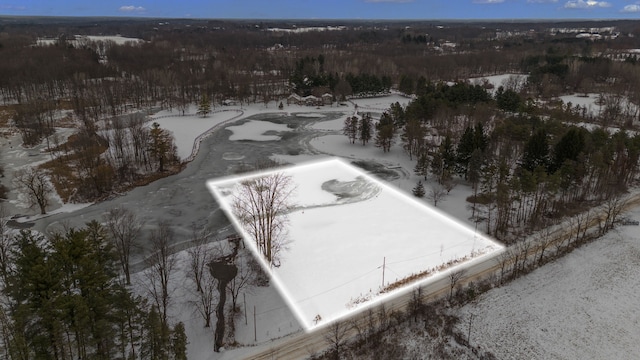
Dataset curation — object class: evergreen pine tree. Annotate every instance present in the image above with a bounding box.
[550,127,585,174]
[342,116,358,144]
[456,126,475,177]
[171,322,188,360]
[374,112,395,152]
[520,128,550,172]
[414,152,430,180]
[441,135,456,174]
[412,181,426,198]
[149,122,178,172]
[473,122,488,152]
[197,93,211,118]
[358,113,373,146]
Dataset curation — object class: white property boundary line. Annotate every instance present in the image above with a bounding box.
[206,158,504,333]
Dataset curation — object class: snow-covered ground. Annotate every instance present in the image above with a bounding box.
[208,159,502,331]
[457,207,640,359]
[129,241,303,360]
[36,35,144,46]
[559,93,603,117]
[151,106,244,159]
[468,73,528,95]
[8,83,640,360]
[559,93,640,122]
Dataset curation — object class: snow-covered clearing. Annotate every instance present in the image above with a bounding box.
[559,92,640,121]
[350,93,411,112]
[468,73,528,94]
[208,159,502,331]
[457,208,640,359]
[559,93,603,116]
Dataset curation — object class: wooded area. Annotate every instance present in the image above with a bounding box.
[2,17,640,358]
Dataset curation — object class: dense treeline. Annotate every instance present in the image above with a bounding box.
[344,74,640,242]
[2,20,640,220]
[3,17,640,358]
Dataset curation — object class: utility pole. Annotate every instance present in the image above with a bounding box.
[244,293,247,325]
[382,256,386,288]
[467,313,475,345]
[254,305,257,342]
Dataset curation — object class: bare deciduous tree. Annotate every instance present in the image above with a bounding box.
[191,262,218,329]
[537,222,555,265]
[104,207,144,285]
[0,205,12,284]
[144,221,177,328]
[13,166,52,214]
[227,250,256,313]
[323,321,349,360]
[495,248,512,284]
[186,227,219,328]
[187,226,209,293]
[600,195,627,235]
[449,269,466,301]
[427,183,448,207]
[232,172,295,267]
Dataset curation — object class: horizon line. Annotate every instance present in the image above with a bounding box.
[1,15,639,23]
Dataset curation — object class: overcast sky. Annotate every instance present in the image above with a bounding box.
[2,0,640,19]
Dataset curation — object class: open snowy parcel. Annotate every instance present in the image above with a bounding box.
[206,158,503,331]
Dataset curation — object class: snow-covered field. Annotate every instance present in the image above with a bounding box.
[457,208,640,359]
[208,159,502,331]
[559,93,603,116]
[468,73,528,94]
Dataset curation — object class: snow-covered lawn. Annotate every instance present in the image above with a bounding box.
[458,208,640,359]
[207,158,502,331]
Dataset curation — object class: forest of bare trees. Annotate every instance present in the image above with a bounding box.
[4,17,640,358]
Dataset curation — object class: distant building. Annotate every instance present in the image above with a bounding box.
[287,94,325,106]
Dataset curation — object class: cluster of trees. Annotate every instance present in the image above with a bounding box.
[0,204,264,358]
[289,55,391,98]
[343,113,374,146]
[14,114,179,205]
[0,222,186,360]
[341,75,640,242]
